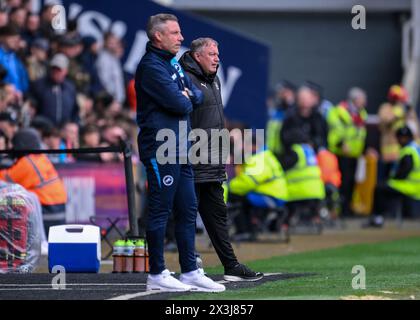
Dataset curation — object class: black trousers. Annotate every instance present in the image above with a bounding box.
[372,183,411,217]
[338,156,358,216]
[285,199,321,225]
[227,193,256,235]
[195,182,239,270]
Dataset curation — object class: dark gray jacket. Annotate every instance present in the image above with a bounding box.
[179,51,227,183]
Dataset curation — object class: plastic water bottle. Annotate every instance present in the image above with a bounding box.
[122,240,135,273]
[112,239,125,273]
[133,239,149,273]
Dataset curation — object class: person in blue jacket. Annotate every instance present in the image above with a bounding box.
[0,25,29,94]
[135,13,225,293]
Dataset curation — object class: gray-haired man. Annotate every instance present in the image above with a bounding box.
[179,38,263,281]
[136,15,224,292]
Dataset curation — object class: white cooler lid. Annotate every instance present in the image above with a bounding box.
[48,225,101,260]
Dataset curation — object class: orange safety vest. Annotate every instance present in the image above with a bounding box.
[0,154,67,206]
[316,149,342,188]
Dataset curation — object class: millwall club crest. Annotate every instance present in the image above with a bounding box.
[162,175,174,187]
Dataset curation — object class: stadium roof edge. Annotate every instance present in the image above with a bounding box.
[162,0,411,13]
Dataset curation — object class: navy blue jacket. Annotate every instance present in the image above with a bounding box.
[30,76,79,127]
[135,42,203,161]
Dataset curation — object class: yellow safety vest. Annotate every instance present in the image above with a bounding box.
[380,104,405,160]
[222,182,228,203]
[391,104,406,131]
[229,150,288,201]
[285,144,325,201]
[327,104,367,158]
[388,142,420,200]
[266,110,285,155]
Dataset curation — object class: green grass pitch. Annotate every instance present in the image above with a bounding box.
[176,237,420,300]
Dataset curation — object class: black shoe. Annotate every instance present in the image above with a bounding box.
[224,264,264,282]
[361,215,384,229]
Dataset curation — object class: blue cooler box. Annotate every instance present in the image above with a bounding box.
[48,225,101,273]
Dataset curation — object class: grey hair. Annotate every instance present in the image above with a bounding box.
[146,13,178,41]
[348,87,366,101]
[190,37,218,54]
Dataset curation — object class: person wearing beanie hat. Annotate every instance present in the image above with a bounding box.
[57,34,91,95]
[80,35,103,96]
[0,128,67,236]
[266,80,296,155]
[26,38,49,82]
[301,80,334,117]
[270,80,296,110]
[11,128,42,151]
[22,12,42,47]
[364,126,420,228]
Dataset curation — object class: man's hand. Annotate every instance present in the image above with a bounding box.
[182,90,190,99]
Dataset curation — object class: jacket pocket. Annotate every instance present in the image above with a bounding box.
[191,105,221,129]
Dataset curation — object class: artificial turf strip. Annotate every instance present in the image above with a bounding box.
[175,236,420,300]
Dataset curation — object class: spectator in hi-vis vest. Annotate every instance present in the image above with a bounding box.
[365,126,420,228]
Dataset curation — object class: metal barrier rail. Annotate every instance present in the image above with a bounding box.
[0,139,139,237]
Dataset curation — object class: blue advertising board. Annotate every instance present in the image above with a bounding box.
[40,0,270,128]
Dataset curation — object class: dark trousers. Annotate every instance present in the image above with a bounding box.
[338,156,358,216]
[42,204,66,237]
[285,199,321,225]
[137,192,176,245]
[377,160,397,183]
[228,193,256,235]
[144,159,197,274]
[43,219,65,238]
[195,182,239,270]
[372,183,411,217]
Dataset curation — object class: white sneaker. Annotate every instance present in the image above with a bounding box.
[180,269,226,292]
[147,269,192,292]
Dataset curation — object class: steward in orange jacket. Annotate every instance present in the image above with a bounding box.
[0,129,67,235]
[317,148,342,188]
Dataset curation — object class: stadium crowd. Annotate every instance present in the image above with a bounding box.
[0,0,137,167]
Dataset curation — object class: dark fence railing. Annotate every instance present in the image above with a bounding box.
[0,139,139,237]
